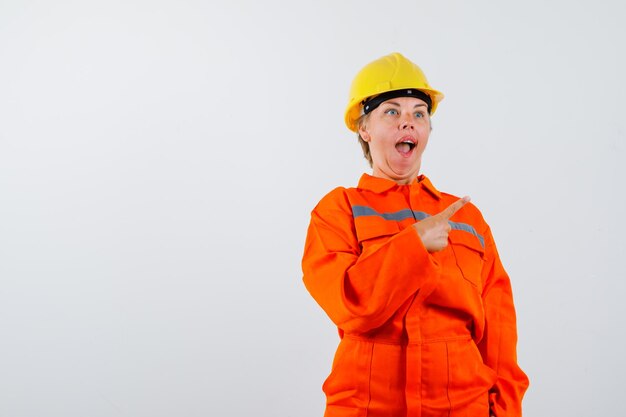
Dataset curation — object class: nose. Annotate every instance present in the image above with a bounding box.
[399,114,414,130]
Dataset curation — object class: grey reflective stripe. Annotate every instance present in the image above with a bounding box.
[352,205,484,247]
[352,206,416,221]
[412,211,429,221]
[449,221,485,247]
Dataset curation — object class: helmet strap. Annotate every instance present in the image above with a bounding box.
[362,89,432,115]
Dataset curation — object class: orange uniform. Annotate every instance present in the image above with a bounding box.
[302,173,529,417]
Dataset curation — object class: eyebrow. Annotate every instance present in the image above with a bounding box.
[383,100,428,109]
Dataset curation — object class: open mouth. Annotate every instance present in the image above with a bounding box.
[395,138,417,154]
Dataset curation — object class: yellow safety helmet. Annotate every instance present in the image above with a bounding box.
[344,52,444,132]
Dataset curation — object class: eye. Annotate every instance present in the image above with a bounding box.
[415,111,425,118]
[384,108,399,116]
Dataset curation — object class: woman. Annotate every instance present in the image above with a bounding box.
[302,53,529,417]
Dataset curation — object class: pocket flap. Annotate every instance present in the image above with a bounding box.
[448,229,485,257]
[355,219,400,243]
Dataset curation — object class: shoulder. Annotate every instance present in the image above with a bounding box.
[313,178,380,214]
[313,186,352,214]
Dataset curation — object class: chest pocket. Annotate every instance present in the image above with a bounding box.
[355,220,400,253]
[449,231,485,289]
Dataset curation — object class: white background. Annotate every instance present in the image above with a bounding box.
[1,1,625,416]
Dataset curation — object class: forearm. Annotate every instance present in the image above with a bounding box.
[479,228,529,416]
[303,213,440,333]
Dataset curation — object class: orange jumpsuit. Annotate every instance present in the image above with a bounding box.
[302,174,529,417]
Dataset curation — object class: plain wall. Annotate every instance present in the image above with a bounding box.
[1,0,625,416]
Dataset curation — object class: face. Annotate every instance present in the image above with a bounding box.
[358,96,431,184]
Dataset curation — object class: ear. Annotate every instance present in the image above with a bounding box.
[358,125,371,142]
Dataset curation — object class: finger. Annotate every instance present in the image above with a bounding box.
[439,196,470,220]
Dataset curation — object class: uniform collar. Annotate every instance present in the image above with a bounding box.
[357,173,442,199]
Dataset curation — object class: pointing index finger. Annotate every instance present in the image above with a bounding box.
[440,196,471,220]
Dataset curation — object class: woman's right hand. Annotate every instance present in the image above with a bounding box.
[413,196,470,252]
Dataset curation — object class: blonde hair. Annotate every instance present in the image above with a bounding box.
[356,113,373,167]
